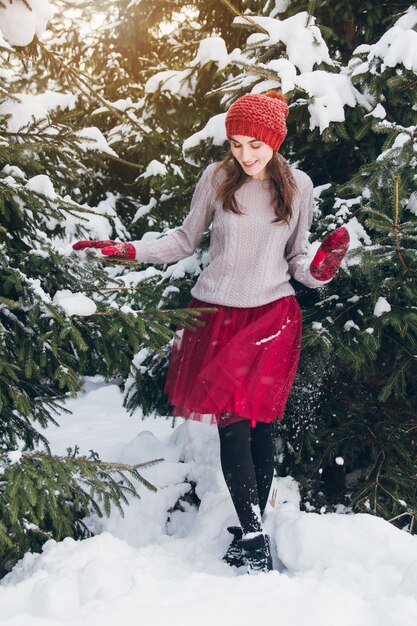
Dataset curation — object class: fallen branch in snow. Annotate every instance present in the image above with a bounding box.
[269,487,278,508]
[388,511,415,534]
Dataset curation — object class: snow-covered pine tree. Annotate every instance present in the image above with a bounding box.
[235,1,417,526]
[0,0,213,573]
[290,4,417,526]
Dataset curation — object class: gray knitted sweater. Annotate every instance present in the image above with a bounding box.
[132,162,329,308]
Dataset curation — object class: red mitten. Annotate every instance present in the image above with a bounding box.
[101,243,136,260]
[310,226,350,281]
[72,240,136,260]
[72,240,115,250]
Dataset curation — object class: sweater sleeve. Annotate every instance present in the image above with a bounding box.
[131,164,216,264]
[285,174,332,289]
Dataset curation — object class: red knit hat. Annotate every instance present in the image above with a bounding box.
[225,90,289,152]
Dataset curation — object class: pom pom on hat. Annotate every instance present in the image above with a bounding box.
[225,90,289,152]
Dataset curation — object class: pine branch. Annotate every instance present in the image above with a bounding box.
[3,127,144,171]
[220,0,269,35]
[22,451,163,473]
[0,445,163,554]
[35,41,146,134]
[91,306,217,316]
[392,177,409,274]
[0,87,20,101]
[100,278,188,292]
[99,150,145,171]
[0,0,31,7]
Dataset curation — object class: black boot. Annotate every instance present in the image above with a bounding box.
[222,526,245,568]
[238,532,273,574]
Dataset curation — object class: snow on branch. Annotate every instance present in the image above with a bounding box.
[0,0,54,47]
[350,6,417,76]
[234,11,333,73]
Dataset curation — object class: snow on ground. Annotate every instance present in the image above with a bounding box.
[1,381,417,625]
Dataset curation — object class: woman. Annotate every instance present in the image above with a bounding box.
[73,91,349,574]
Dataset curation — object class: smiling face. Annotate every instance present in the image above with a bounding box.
[229,135,274,180]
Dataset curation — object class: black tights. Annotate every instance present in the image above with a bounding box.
[217,420,275,535]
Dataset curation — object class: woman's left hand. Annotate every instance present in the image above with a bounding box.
[310,226,350,281]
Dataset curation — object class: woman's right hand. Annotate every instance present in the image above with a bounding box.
[72,240,115,250]
[72,240,136,259]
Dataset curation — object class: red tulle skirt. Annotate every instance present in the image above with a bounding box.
[165,296,302,428]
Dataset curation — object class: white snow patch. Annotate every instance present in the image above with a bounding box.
[139,160,168,178]
[130,348,151,375]
[92,96,142,115]
[237,12,333,73]
[0,0,54,47]
[7,450,22,464]
[2,164,27,180]
[374,297,391,318]
[371,22,417,73]
[259,58,298,93]
[132,197,158,223]
[377,131,412,162]
[344,217,372,251]
[395,5,417,29]
[53,290,97,316]
[164,255,203,279]
[366,103,387,119]
[75,127,118,156]
[54,192,127,252]
[313,183,332,199]
[407,192,417,215]
[144,69,195,98]
[351,7,417,74]
[25,174,56,199]
[0,27,12,50]
[0,92,77,133]
[27,278,52,304]
[183,113,227,161]
[344,320,360,332]
[267,1,291,18]
[190,37,231,71]
[296,71,356,133]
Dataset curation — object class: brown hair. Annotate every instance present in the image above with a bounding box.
[214,152,297,224]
